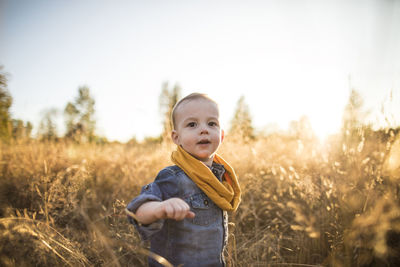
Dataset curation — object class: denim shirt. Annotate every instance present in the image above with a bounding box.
[127,163,228,267]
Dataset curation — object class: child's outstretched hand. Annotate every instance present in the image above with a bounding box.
[156,198,196,221]
[134,198,195,225]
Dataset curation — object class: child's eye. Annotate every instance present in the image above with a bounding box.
[208,121,218,127]
[187,122,197,127]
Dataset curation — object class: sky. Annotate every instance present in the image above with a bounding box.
[1,0,400,142]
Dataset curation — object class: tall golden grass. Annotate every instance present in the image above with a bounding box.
[0,129,399,266]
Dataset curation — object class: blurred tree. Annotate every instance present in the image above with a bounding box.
[11,119,32,140]
[289,116,316,141]
[342,89,366,132]
[159,82,181,142]
[76,86,96,139]
[127,136,139,146]
[229,95,255,142]
[64,102,79,135]
[341,89,368,147]
[38,108,58,141]
[25,121,33,138]
[0,66,12,141]
[64,86,96,143]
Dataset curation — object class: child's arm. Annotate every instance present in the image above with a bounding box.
[135,198,195,225]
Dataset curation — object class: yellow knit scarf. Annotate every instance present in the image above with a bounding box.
[171,145,241,212]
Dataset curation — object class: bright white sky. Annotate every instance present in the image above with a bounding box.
[1,0,399,142]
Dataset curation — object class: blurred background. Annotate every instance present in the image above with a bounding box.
[1,0,399,143]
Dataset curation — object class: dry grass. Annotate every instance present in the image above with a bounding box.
[0,129,399,266]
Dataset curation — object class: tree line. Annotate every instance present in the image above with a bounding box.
[0,66,32,141]
[0,64,257,145]
[0,66,98,143]
[1,64,394,145]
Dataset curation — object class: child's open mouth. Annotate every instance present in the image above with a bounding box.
[197,140,211,145]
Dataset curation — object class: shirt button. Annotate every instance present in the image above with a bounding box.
[204,199,208,205]
[144,185,150,190]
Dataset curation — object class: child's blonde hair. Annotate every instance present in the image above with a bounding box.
[171,93,219,130]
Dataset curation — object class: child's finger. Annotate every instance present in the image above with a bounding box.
[164,201,184,220]
[164,203,175,219]
[161,198,194,221]
[175,202,190,220]
[185,211,195,219]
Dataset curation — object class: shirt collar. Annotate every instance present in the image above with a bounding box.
[210,162,226,181]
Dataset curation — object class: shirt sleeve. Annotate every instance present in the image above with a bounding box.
[126,181,165,240]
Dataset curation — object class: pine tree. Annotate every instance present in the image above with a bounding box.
[64,102,80,136]
[342,89,365,132]
[38,108,58,141]
[229,95,255,142]
[341,89,368,147]
[0,66,12,141]
[11,119,32,140]
[288,116,315,141]
[159,82,181,142]
[64,86,96,142]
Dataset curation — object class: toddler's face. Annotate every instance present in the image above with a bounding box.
[171,98,224,166]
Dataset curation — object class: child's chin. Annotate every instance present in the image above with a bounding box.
[191,153,207,159]
[196,155,213,162]
[195,156,208,162]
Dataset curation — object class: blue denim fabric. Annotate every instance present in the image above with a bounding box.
[127,163,228,267]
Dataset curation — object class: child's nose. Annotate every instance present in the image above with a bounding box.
[200,125,209,134]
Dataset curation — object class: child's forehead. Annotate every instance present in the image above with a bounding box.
[178,98,218,111]
[175,98,219,119]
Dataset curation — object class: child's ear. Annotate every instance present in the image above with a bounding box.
[171,130,179,145]
[221,129,225,143]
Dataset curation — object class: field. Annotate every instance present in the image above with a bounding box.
[1,129,400,266]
